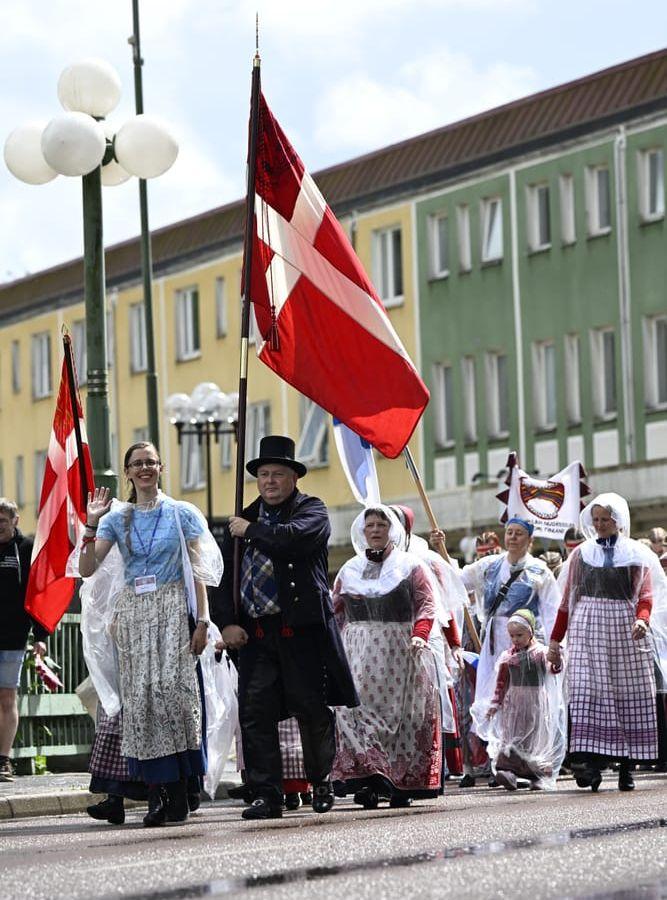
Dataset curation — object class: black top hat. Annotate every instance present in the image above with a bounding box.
[246,435,307,478]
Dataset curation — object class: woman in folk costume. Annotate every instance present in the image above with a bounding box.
[390,505,467,778]
[459,518,561,734]
[548,493,667,792]
[79,442,223,825]
[332,506,441,808]
[480,609,566,791]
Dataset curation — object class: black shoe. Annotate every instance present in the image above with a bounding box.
[575,766,602,792]
[227,783,254,802]
[241,797,283,820]
[164,780,189,823]
[284,792,302,811]
[86,795,125,825]
[389,795,412,808]
[143,787,167,827]
[312,780,335,813]
[458,774,476,788]
[0,756,15,783]
[618,768,635,791]
[487,776,499,788]
[353,787,379,809]
[300,790,313,804]
[187,791,201,812]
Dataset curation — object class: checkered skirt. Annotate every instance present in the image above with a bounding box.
[279,717,306,780]
[568,596,657,759]
[88,708,133,781]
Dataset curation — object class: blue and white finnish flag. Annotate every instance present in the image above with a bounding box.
[333,418,381,506]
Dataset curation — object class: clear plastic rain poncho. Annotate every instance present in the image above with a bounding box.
[558,492,667,692]
[476,621,566,790]
[199,622,239,800]
[76,493,223,716]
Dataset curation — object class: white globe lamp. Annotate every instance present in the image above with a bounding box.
[41,112,106,177]
[114,114,178,179]
[4,123,57,185]
[57,58,122,119]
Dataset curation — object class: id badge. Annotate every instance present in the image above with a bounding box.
[135,575,157,595]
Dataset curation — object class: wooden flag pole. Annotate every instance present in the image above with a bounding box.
[62,329,91,506]
[233,32,262,618]
[403,446,481,652]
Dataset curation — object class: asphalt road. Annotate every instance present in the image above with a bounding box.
[0,773,665,900]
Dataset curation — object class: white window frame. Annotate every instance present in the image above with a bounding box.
[106,309,115,370]
[433,363,455,448]
[456,204,472,272]
[480,197,503,263]
[175,287,201,361]
[531,340,557,430]
[526,183,551,252]
[638,148,665,222]
[180,433,205,492]
[559,173,576,245]
[585,164,611,236]
[72,319,87,387]
[31,332,52,399]
[564,333,582,425]
[246,402,271,478]
[372,225,403,307]
[485,352,510,438]
[590,327,617,419]
[129,302,148,373]
[215,276,228,338]
[428,212,449,278]
[220,431,233,470]
[461,356,477,443]
[643,315,667,410]
[296,397,328,467]
[34,449,47,515]
[11,340,20,394]
[15,456,25,509]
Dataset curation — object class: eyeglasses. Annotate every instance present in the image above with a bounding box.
[128,459,160,470]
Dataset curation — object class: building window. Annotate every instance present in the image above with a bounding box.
[31,332,52,399]
[527,183,551,251]
[644,315,667,409]
[564,333,581,425]
[106,309,115,370]
[15,456,25,508]
[433,364,455,447]
[215,277,228,338]
[34,449,47,514]
[72,319,87,386]
[372,226,403,306]
[638,148,665,222]
[590,327,617,418]
[175,287,201,360]
[11,340,20,393]
[132,426,149,443]
[586,164,611,236]
[532,341,557,430]
[296,397,328,467]
[428,213,449,278]
[130,302,147,373]
[481,197,503,263]
[461,356,477,443]
[485,352,509,438]
[457,204,472,272]
[180,433,205,491]
[559,174,576,245]
[220,432,233,470]
[246,402,271,469]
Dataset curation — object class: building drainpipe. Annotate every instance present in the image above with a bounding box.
[614,126,636,463]
[508,167,527,464]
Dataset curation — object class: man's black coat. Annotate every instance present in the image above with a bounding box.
[212,489,358,709]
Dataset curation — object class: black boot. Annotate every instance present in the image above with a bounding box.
[87,794,125,825]
[312,780,335,813]
[575,765,602,792]
[241,796,283,820]
[143,786,166,827]
[187,776,201,812]
[284,792,302,810]
[164,779,189,823]
[618,762,635,792]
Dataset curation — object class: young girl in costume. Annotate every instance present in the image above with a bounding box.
[482,608,565,791]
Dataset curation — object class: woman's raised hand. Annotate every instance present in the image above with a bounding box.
[86,487,112,526]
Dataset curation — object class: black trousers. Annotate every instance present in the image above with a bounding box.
[239,616,335,803]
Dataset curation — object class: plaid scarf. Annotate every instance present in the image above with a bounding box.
[240,502,281,618]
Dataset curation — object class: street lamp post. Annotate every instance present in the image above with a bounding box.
[165,383,239,524]
[4,58,178,493]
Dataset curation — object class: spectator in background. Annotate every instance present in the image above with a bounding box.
[0,498,47,782]
[648,527,667,573]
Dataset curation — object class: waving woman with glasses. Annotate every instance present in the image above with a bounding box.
[79,442,222,826]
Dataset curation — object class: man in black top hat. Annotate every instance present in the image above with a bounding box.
[214,435,358,819]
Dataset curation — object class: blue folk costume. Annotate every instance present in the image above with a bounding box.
[462,542,561,731]
[80,494,223,784]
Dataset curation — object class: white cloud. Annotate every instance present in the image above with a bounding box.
[314,49,538,154]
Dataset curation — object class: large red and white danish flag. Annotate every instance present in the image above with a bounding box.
[25,337,94,633]
[247,93,429,459]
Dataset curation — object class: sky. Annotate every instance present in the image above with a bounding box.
[1,0,666,283]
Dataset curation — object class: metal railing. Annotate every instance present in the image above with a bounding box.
[14,613,94,766]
